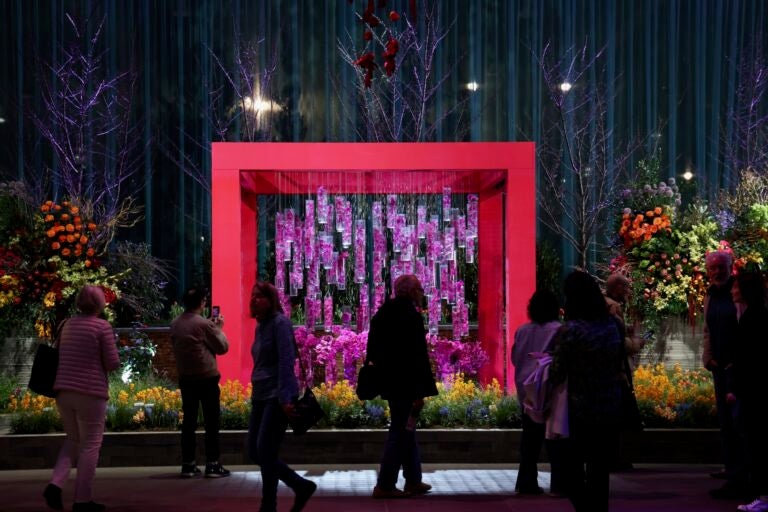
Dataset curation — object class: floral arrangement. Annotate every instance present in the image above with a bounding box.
[612,165,709,324]
[612,166,768,325]
[633,363,716,427]
[294,326,488,388]
[6,365,718,433]
[0,185,122,338]
[427,334,490,381]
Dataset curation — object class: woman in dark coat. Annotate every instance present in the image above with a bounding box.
[365,274,438,499]
[728,271,768,512]
[549,271,624,512]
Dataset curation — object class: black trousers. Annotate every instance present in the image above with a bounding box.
[179,375,221,463]
[516,412,566,493]
[562,424,619,512]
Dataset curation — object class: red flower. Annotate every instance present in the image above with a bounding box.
[354,52,377,87]
[363,30,373,41]
[388,10,400,21]
[361,0,380,27]
[101,286,117,305]
[383,37,399,76]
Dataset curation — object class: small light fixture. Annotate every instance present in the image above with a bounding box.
[682,170,694,181]
[242,96,282,114]
[465,82,479,92]
[559,82,572,92]
[0,117,5,124]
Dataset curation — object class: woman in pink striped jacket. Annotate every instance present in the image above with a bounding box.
[43,285,120,512]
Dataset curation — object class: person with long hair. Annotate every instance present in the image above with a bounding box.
[366,274,438,499]
[248,281,316,512]
[728,271,768,512]
[44,285,120,512]
[549,271,624,512]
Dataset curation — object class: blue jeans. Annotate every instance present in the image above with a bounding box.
[377,398,422,490]
[248,398,305,512]
[179,375,221,463]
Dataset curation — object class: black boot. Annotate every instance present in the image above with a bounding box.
[43,483,63,511]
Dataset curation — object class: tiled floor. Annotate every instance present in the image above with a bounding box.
[1,464,748,512]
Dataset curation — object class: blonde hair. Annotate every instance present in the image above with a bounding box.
[76,285,106,315]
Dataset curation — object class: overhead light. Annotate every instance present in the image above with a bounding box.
[465,82,479,92]
[682,170,694,181]
[559,82,572,92]
[0,117,5,124]
[242,96,282,114]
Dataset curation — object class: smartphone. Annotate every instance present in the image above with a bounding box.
[211,306,220,320]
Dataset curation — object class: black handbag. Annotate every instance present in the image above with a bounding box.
[289,386,325,435]
[28,320,66,398]
[287,332,324,435]
[355,361,382,400]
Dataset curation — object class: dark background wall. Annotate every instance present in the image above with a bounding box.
[1,0,766,297]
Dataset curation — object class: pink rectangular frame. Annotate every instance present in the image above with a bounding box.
[211,142,536,391]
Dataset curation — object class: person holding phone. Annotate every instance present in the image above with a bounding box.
[170,286,230,478]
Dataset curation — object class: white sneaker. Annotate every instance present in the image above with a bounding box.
[737,498,768,512]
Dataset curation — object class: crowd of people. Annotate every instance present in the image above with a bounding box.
[40,256,768,512]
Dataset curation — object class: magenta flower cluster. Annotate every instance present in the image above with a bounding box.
[292,326,488,388]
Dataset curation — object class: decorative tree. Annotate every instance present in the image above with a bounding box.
[25,13,143,249]
[337,0,466,142]
[534,42,643,271]
[722,35,768,183]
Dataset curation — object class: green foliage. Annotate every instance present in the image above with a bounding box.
[0,373,20,412]
[116,330,157,382]
[10,408,62,434]
[536,241,562,295]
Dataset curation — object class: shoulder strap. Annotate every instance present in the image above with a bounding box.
[53,319,68,348]
[273,316,307,383]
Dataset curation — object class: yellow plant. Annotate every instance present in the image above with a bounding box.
[313,379,360,409]
[7,392,56,413]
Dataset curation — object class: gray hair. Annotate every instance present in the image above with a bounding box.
[75,285,106,315]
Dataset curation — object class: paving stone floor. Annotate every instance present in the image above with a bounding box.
[0,464,748,512]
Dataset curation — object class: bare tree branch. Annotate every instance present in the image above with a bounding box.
[534,41,645,270]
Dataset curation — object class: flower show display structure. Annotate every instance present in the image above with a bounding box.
[210,142,536,389]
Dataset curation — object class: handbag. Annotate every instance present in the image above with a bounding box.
[28,320,67,398]
[355,361,382,400]
[289,386,325,435]
[287,331,324,435]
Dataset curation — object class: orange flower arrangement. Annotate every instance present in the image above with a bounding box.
[40,200,98,267]
[1,191,121,338]
[618,206,672,248]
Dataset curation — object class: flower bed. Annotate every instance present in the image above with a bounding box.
[4,365,715,434]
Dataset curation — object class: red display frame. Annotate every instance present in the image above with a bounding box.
[211,142,536,391]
